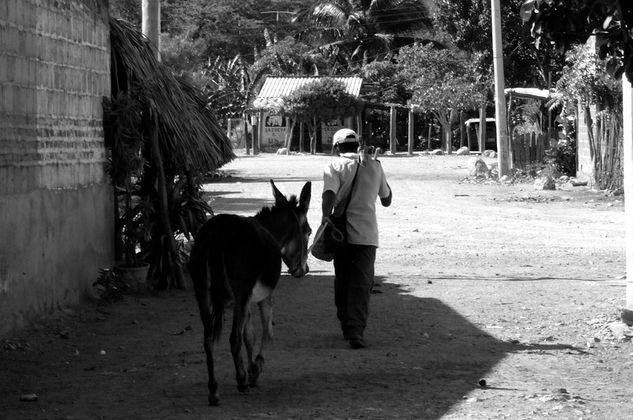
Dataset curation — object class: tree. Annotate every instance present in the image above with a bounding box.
[249,35,336,77]
[196,55,266,120]
[434,0,565,88]
[359,59,410,105]
[294,0,433,68]
[110,0,309,73]
[520,0,633,82]
[552,44,622,117]
[398,44,489,153]
[283,78,365,153]
[192,54,269,153]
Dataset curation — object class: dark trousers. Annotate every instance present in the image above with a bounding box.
[333,245,376,340]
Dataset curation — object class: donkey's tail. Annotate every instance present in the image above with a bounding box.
[190,238,227,343]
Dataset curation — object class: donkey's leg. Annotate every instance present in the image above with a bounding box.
[252,295,274,378]
[230,300,249,392]
[196,300,220,406]
[243,306,259,387]
[202,329,220,406]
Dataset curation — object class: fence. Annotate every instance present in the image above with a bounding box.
[592,112,623,191]
[511,132,550,169]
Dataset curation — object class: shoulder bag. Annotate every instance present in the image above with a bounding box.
[311,160,360,261]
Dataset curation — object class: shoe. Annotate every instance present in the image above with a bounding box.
[341,324,349,340]
[349,338,366,349]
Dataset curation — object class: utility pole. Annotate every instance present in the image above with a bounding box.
[623,74,633,323]
[142,0,160,60]
[490,0,510,176]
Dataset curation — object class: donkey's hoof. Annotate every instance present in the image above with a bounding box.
[237,383,249,393]
[208,395,220,406]
[248,365,260,387]
[255,354,265,368]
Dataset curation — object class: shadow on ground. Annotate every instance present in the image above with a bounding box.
[0,273,584,420]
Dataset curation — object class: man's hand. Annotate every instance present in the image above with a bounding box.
[380,185,392,207]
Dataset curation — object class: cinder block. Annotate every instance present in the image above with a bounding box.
[7,0,17,24]
[3,84,14,112]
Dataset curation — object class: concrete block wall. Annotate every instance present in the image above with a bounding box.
[575,36,597,186]
[576,104,595,184]
[0,0,114,336]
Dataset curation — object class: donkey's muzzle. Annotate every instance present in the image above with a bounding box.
[288,264,309,278]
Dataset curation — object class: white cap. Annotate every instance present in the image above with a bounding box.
[333,128,359,145]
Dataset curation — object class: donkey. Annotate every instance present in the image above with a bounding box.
[189,180,312,406]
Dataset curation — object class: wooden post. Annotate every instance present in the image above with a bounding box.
[467,122,472,150]
[142,0,160,60]
[255,111,263,155]
[240,118,246,149]
[479,107,486,153]
[150,118,184,289]
[427,123,432,150]
[284,117,295,152]
[459,111,465,148]
[389,106,397,154]
[507,93,514,167]
[311,116,317,154]
[446,109,455,154]
[245,113,251,155]
[407,108,414,155]
[299,121,305,154]
[252,115,259,155]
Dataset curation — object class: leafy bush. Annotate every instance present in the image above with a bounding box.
[94,268,129,302]
[544,138,576,176]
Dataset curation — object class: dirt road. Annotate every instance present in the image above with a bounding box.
[1,153,631,419]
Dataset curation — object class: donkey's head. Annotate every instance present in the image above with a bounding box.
[271,180,312,277]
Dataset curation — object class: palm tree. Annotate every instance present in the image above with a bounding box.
[198,55,265,119]
[294,0,433,68]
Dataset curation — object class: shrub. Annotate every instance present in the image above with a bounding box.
[545,138,576,176]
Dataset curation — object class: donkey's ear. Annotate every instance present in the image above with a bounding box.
[270,180,287,205]
[298,181,311,212]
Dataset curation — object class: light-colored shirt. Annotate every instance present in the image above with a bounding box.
[322,153,390,247]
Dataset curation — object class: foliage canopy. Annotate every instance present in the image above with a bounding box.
[398,44,488,113]
[284,78,365,123]
[520,0,633,82]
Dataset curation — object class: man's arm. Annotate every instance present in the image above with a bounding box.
[321,190,336,224]
[380,184,392,207]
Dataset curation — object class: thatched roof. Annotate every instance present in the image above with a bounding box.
[109,18,234,173]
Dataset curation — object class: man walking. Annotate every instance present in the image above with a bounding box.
[321,128,392,349]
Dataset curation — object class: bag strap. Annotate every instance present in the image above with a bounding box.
[338,158,360,216]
